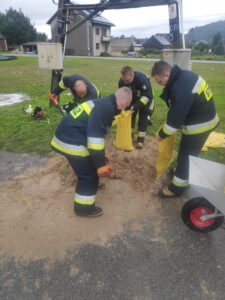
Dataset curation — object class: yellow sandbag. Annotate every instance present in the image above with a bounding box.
[155,134,176,179]
[114,110,134,151]
[201,131,225,152]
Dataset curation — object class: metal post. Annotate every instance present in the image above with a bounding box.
[179,0,186,49]
[168,0,181,49]
[50,0,66,95]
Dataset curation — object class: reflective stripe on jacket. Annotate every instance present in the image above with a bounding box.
[159,66,219,138]
[51,95,117,168]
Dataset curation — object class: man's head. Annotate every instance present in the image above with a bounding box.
[74,80,88,97]
[120,66,135,85]
[115,87,132,110]
[151,61,172,86]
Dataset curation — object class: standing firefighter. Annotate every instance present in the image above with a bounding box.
[118,66,154,149]
[51,87,132,217]
[49,74,100,113]
[152,61,220,198]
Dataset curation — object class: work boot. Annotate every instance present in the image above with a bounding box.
[75,206,103,218]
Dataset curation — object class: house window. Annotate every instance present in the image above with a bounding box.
[102,28,107,36]
[95,28,100,35]
[96,43,100,50]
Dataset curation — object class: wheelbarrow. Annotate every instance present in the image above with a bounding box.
[181,156,225,233]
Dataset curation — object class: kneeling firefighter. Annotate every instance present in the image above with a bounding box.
[51,87,132,217]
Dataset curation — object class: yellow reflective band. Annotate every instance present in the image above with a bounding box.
[70,105,84,119]
[172,176,189,187]
[81,100,95,116]
[182,115,219,135]
[88,143,104,150]
[192,76,213,101]
[162,123,177,135]
[203,84,213,101]
[87,137,105,150]
[138,131,146,137]
[197,79,206,95]
[59,80,66,89]
[140,96,149,105]
[51,136,90,157]
[192,76,204,94]
[74,193,95,205]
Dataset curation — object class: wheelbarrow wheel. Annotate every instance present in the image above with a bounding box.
[181,197,224,233]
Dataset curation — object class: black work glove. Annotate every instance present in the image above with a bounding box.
[62,102,77,113]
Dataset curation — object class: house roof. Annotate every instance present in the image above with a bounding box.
[144,35,170,48]
[91,15,114,26]
[47,8,114,27]
[111,38,133,52]
[21,42,38,46]
[154,35,170,46]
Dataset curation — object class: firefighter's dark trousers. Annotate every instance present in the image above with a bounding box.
[51,146,99,214]
[169,130,211,195]
[65,154,99,214]
[132,107,150,143]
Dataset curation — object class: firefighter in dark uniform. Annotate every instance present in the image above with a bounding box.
[51,87,132,217]
[151,61,220,198]
[118,65,154,149]
[49,74,100,113]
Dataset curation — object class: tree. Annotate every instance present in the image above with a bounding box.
[36,32,48,42]
[0,8,37,46]
[212,32,225,55]
[194,41,209,53]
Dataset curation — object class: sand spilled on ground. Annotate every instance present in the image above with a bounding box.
[0,137,165,261]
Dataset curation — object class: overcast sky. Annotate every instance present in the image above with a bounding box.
[1,0,225,38]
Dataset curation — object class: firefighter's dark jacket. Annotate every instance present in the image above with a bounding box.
[159,66,219,139]
[118,71,154,110]
[51,95,117,168]
[52,74,100,102]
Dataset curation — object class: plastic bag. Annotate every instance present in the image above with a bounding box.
[114,110,134,151]
[201,131,225,151]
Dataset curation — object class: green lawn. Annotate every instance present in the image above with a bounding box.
[0,56,224,163]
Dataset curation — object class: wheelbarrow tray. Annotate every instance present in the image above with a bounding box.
[189,156,225,215]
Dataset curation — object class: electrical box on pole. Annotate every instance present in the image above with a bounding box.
[37,43,63,70]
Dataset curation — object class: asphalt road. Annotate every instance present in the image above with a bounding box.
[1,211,225,300]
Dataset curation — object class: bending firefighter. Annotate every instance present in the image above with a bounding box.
[152,61,220,198]
[49,74,100,113]
[118,66,154,149]
[51,87,132,217]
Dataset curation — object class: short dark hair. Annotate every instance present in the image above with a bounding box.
[121,65,134,76]
[151,61,172,77]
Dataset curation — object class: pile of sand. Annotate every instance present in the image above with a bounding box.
[0,137,163,262]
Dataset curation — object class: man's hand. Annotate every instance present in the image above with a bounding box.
[97,163,111,177]
[49,93,59,106]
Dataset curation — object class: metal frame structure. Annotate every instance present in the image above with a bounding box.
[50,0,184,92]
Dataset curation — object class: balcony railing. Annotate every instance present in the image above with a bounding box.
[101,35,111,42]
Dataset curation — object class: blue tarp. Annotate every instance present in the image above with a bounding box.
[0,55,17,61]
